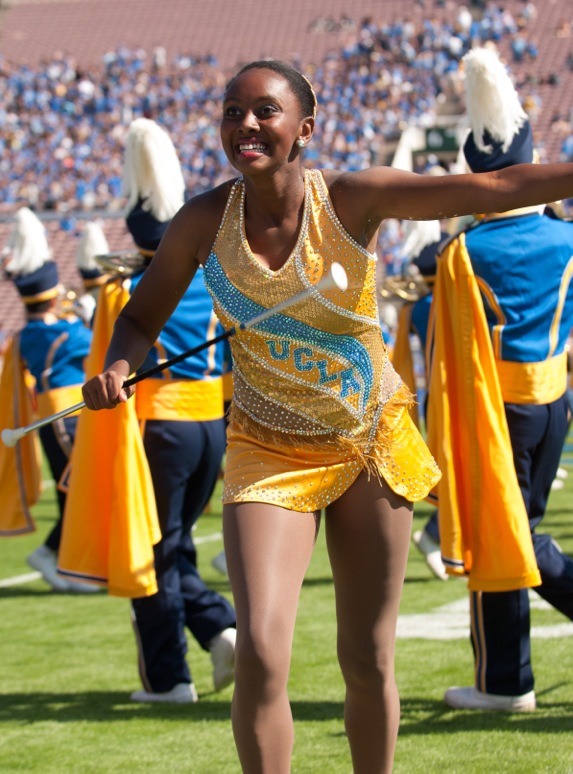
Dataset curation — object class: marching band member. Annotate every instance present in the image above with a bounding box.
[74,220,112,326]
[0,207,98,592]
[427,47,573,711]
[61,118,236,703]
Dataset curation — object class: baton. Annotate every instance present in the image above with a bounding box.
[1,263,348,447]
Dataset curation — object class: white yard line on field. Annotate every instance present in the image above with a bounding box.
[396,594,573,639]
[194,531,223,545]
[0,532,224,588]
[4,535,571,641]
[0,571,41,588]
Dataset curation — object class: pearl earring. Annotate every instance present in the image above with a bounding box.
[296,139,305,148]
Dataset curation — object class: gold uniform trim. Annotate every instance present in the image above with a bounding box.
[135,377,225,421]
[37,385,84,419]
[496,352,567,404]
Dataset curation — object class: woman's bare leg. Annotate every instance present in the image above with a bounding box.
[223,502,319,774]
[325,472,413,774]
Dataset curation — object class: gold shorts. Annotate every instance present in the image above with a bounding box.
[223,400,441,513]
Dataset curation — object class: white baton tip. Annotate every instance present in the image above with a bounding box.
[330,262,348,291]
[1,428,19,448]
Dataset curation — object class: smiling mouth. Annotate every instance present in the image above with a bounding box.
[237,142,268,154]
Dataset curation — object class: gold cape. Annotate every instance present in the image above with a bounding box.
[391,302,420,428]
[57,280,161,597]
[426,234,541,592]
[0,337,42,535]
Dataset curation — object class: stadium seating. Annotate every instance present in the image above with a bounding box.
[0,0,572,337]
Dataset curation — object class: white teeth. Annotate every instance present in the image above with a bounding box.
[239,143,266,151]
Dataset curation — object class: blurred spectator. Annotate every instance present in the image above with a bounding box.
[0,1,558,226]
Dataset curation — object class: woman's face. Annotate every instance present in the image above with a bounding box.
[220,68,308,174]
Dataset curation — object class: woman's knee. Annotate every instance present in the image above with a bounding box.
[235,624,292,693]
[337,637,396,692]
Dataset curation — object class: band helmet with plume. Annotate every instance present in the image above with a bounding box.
[121,118,186,253]
[401,220,443,264]
[4,207,60,304]
[4,207,52,276]
[121,117,186,224]
[76,221,110,285]
[462,46,533,172]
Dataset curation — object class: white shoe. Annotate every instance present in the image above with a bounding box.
[211,550,228,577]
[210,627,236,692]
[444,686,536,712]
[27,545,100,593]
[556,467,568,480]
[412,530,448,581]
[27,546,69,591]
[130,682,198,704]
[551,478,564,490]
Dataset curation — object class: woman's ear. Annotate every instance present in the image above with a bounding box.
[300,117,314,145]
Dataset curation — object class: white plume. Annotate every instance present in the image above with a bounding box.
[462,47,527,153]
[5,207,52,275]
[121,117,186,222]
[401,220,442,261]
[76,221,109,271]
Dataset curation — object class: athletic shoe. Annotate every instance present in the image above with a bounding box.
[412,530,448,581]
[210,627,236,691]
[211,550,228,577]
[551,478,565,490]
[27,545,100,594]
[556,467,568,480]
[444,686,536,712]
[130,682,198,704]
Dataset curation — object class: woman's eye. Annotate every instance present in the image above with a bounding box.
[258,105,277,117]
[223,106,241,118]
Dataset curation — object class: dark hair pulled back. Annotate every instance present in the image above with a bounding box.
[227,60,317,119]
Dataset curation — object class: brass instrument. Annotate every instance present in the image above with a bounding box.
[57,250,146,323]
[56,284,96,324]
[94,251,148,276]
[377,273,431,303]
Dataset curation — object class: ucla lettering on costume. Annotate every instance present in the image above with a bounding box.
[204,168,441,511]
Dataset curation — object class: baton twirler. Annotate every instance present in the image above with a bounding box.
[1,263,348,447]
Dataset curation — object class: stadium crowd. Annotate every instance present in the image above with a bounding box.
[0,5,553,203]
[0,1,571,277]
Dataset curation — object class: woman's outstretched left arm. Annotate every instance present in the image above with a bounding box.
[329,163,573,235]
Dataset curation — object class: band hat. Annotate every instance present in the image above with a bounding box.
[3,207,60,304]
[411,240,445,280]
[125,201,171,254]
[12,260,60,305]
[462,46,534,172]
[121,117,186,254]
[76,220,111,287]
[402,219,443,275]
[4,207,52,277]
[463,121,534,173]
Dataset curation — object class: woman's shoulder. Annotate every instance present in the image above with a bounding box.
[314,168,388,201]
[168,178,242,265]
[314,168,345,188]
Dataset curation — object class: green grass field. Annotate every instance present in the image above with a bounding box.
[1,451,572,773]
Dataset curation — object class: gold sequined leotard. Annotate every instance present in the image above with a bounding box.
[203,169,441,512]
